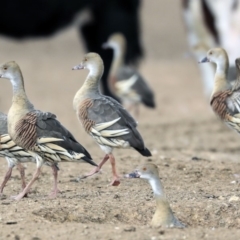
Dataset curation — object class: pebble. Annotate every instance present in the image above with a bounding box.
[124,226,136,232]
[158,230,165,235]
[229,196,239,202]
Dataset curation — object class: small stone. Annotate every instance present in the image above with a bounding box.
[229,196,239,202]
[124,226,136,232]
[192,156,200,161]
[177,164,185,170]
[158,230,165,235]
[205,194,217,199]
[6,221,17,225]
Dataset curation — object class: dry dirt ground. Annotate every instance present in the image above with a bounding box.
[1,1,240,240]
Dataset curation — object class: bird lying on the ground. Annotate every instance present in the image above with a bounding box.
[102,33,155,117]
[72,52,151,186]
[126,163,185,228]
[0,61,97,200]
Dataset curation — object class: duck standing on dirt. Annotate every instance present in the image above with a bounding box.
[102,33,155,117]
[126,163,185,228]
[0,61,97,200]
[199,48,240,132]
[72,52,152,186]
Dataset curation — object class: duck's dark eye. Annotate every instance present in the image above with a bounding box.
[143,167,146,171]
[3,67,7,70]
[85,58,87,61]
[209,52,212,55]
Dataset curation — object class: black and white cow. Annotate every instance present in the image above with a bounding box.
[0,0,143,100]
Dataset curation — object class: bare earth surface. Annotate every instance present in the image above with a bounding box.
[1,1,240,239]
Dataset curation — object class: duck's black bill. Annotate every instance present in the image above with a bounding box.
[125,171,140,178]
[199,57,209,63]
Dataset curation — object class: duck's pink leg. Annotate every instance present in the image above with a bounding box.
[0,167,13,195]
[11,167,41,201]
[80,154,109,179]
[108,153,120,186]
[16,163,26,190]
[49,165,61,199]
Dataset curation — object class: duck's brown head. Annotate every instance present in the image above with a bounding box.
[126,163,160,180]
[72,52,104,73]
[199,48,229,66]
[0,61,20,80]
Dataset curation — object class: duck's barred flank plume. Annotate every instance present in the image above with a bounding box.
[211,91,232,119]
[78,98,95,133]
[15,112,37,149]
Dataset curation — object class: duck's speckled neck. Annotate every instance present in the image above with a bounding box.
[73,61,104,110]
[7,70,34,141]
[109,42,125,77]
[148,176,184,228]
[212,57,231,96]
[148,177,165,198]
[9,72,33,110]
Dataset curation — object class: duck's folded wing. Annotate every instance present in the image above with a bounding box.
[15,111,92,161]
[79,96,146,150]
[35,111,92,160]
[118,67,155,107]
[225,91,240,132]
[226,91,240,114]
[15,111,38,149]
[0,112,8,135]
[211,90,240,132]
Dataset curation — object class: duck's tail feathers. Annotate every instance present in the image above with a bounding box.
[82,156,98,166]
[134,147,152,157]
[142,97,156,108]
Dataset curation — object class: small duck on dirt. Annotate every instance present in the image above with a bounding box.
[126,163,185,228]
